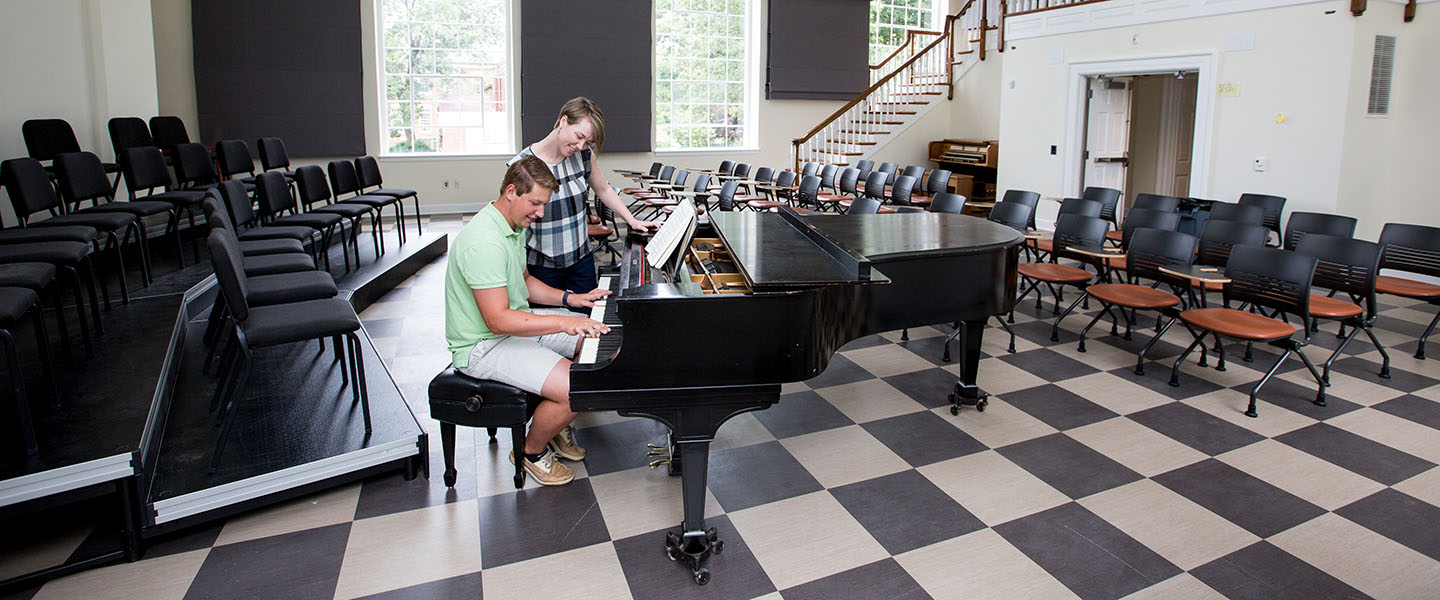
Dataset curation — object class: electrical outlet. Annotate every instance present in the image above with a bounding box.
[1253,157,1267,172]
[442,180,450,189]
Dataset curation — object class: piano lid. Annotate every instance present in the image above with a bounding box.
[804,213,1024,262]
[709,211,885,291]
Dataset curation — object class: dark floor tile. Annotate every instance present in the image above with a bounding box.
[1190,541,1369,600]
[755,390,855,439]
[1332,356,1437,392]
[1275,423,1434,485]
[1373,394,1440,430]
[1217,343,1305,377]
[1234,376,1362,421]
[1093,321,1187,359]
[1336,488,1440,561]
[861,410,987,467]
[1128,403,1264,456]
[839,333,890,352]
[806,354,874,389]
[360,317,406,338]
[780,558,932,600]
[138,522,225,560]
[707,441,823,512]
[0,585,39,600]
[993,502,1181,600]
[1374,315,1431,338]
[354,441,477,520]
[1106,363,1225,400]
[475,479,609,569]
[830,470,984,555]
[185,523,351,600]
[895,332,987,368]
[1002,384,1118,431]
[573,417,672,476]
[1153,460,1325,538]
[355,571,483,600]
[1301,324,1381,357]
[1010,320,1074,349]
[614,516,774,599]
[996,434,1141,499]
[999,348,1098,383]
[883,368,968,410]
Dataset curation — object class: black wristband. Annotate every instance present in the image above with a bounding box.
[561,291,572,308]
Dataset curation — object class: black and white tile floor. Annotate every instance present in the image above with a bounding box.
[6,213,1440,599]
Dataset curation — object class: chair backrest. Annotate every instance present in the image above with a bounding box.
[1378,223,1440,279]
[207,229,252,320]
[216,140,255,180]
[54,152,113,207]
[1,157,64,218]
[1224,245,1316,320]
[730,163,748,178]
[328,160,365,197]
[1133,193,1182,213]
[672,169,689,187]
[1296,234,1381,316]
[201,191,235,234]
[108,117,154,159]
[149,116,191,149]
[648,162,663,177]
[838,168,860,195]
[929,192,966,214]
[890,175,916,206]
[1119,207,1181,248]
[848,196,883,215]
[1125,228,1198,284]
[773,170,795,189]
[1082,186,1122,222]
[716,180,740,211]
[819,164,838,189]
[256,171,301,218]
[1197,220,1269,267]
[1237,193,1286,234]
[690,173,711,193]
[354,155,383,189]
[1052,214,1109,258]
[901,166,926,192]
[1001,189,1041,208]
[863,171,888,200]
[801,162,819,178]
[877,161,898,175]
[120,146,174,195]
[658,165,676,182]
[926,169,951,195]
[1208,201,1265,225]
[988,201,1030,231]
[717,160,734,175]
[219,179,261,227]
[797,175,821,206]
[172,142,219,188]
[1058,197,1102,219]
[753,166,774,184]
[294,165,333,207]
[855,159,874,182]
[22,119,83,161]
[1283,211,1357,251]
[259,137,293,172]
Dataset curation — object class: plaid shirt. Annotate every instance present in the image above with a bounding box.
[508,147,594,269]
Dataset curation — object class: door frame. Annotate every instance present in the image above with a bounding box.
[1062,52,1216,199]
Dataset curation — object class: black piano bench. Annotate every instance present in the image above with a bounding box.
[427,368,540,489]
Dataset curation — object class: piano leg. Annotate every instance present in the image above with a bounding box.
[948,319,990,414]
[665,439,722,585]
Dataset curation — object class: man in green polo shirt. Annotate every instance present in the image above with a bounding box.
[445,155,611,486]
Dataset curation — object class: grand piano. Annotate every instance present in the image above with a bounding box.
[572,206,1021,584]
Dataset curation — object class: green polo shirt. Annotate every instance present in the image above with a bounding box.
[445,203,532,367]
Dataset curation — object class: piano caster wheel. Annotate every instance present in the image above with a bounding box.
[951,404,959,416]
[694,568,710,585]
[975,398,987,412]
[443,468,457,488]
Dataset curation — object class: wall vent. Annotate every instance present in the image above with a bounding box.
[1367,35,1396,116]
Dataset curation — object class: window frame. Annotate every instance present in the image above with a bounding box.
[652,0,761,153]
[868,0,941,65]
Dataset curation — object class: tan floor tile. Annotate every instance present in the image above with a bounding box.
[1387,306,1439,327]
[358,300,417,320]
[472,436,590,498]
[1175,356,1267,389]
[729,491,889,589]
[1064,372,1173,415]
[1121,573,1226,600]
[1182,389,1316,438]
[214,483,361,546]
[943,397,1058,449]
[1270,513,1440,600]
[815,378,925,423]
[1080,480,1259,570]
[1216,439,1384,510]
[981,325,1043,356]
[966,358,1047,397]
[1328,408,1440,464]
[482,542,632,600]
[1394,467,1440,506]
[780,381,809,395]
[0,517,95,581]
[842,344,933,378]
[1068,417,1207,477]
[589,466,722,540]
[896,529,1078,600]
[710,411,775,452]
[333,500,482,599]
[881,327,942,342]
[780,425,910,488]
[1278,368,1401,406]
[34,548,208,600]
[918,450,1069,526]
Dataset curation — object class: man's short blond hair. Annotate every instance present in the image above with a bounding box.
[501,155,558,197]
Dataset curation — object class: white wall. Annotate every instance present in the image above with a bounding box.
[996,1,1360,227]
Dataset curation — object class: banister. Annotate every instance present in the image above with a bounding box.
[792,28,950,148]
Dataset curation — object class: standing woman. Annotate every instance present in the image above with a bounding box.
[508,97,658,309]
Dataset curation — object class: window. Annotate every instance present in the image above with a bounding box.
[380,0,511,155]
[654,0,756,150]
[869,0,937,64]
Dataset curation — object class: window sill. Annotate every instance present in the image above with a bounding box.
[653,147,761,157]
[379,152,517,162]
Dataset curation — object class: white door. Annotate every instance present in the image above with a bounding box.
[1082,77,1132,196]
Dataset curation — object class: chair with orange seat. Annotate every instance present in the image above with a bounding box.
[1066,229,1196,375]
[1294,234,1389,382]
[1375,223,1440,359]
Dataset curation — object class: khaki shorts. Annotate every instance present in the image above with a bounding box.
[457,308,579,395]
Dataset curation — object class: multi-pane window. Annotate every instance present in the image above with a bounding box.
[869,0,936,64]
[654,0,754,150]
[381,0,510,155]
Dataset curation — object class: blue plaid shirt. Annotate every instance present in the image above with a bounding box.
[508,147,593,269]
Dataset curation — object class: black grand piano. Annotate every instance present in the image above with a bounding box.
[571,206,1021,584]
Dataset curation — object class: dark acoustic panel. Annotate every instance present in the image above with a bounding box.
[520,0,651,153]
[192,0,364,158]
[767,0,869,100]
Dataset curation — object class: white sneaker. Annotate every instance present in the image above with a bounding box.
[547,425,587,461]
[511,449,574,486]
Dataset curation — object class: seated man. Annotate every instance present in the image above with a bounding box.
[445,156,612,485]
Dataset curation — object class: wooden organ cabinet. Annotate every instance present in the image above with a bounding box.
[927,139,998,204]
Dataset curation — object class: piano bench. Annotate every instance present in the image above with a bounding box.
[428,368,540,489]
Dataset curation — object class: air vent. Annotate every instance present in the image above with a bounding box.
[1367,34,1396,116]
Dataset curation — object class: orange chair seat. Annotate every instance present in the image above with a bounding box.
[1018,262,1094,283]
[621,187,647,194]
[748,200,784,210]
[734,194,765,203]
[1032,239,1054,254]
[909,194,933,205]
[1181,307,1296,341]
[588,224,613,237]
[1087,283,1181,309]
[644,198,679,207]
[631,193,666,200]
[1309,294,1363,318]
[817,194,847,203]
[1105,255,1128,271]
[1191,279,1225,292]
[1105,230,1123,242]
[1376,275,1440,299]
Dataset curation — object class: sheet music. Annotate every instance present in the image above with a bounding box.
[645,199,696,269]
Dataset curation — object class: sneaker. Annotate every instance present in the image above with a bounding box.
[511,449,574,486]
[547,425,587,461]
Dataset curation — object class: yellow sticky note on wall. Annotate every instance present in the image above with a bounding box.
[1217,83,1241,97]
[1275,114,1287,124]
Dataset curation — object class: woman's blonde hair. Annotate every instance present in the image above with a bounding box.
[556,96,605,152]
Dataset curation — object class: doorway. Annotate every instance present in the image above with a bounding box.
[1079,71,1199,216]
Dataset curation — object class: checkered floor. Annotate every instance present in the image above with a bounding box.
[7,213,1440,600]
